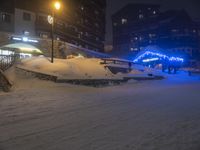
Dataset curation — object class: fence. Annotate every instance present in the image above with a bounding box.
[0,54,16,71]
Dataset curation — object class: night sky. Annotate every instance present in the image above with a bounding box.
[106,0,200,44]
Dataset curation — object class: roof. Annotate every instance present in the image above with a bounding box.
[0,43,43,54]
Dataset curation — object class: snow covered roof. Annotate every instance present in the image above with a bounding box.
[0,43,43,54]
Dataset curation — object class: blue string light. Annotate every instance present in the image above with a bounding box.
[133,51,184,63]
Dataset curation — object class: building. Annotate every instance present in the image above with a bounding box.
[112,3,200,60]
[0,0,106,53]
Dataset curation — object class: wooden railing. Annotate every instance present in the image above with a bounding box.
[0,54,16,71]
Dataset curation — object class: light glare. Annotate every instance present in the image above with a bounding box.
[54,1,61,10]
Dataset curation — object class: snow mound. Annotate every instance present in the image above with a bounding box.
[18,57,123,80]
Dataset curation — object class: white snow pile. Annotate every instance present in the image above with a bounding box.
[17,56,124,80]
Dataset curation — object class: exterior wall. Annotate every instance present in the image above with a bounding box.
[14,8,36,36]
[34,0,106,52]
[0,32,12,46]
[0,0,106,53]
[112,4,160,53]
[0,12,14,33]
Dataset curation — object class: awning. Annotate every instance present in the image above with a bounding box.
[0,43,43,54]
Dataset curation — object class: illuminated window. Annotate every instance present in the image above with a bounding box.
[121,18,127,24]
[134,37,138,40]
[23,30,30,36]
[153,11,156,15]
[149,33,156,38]
[139,14,144,19]
[130,48,138,51]
[171,29,178,33]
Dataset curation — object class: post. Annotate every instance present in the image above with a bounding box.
[51,11,55,63]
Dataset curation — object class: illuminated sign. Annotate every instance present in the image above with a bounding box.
[11,36,38,43]
[142,58,159,63]
[47,15,54,24]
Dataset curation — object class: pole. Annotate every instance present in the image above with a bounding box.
[51,11,55,63]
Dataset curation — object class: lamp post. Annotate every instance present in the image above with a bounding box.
[48,1,61,63]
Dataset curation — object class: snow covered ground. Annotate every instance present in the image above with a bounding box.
[16,56,154,80]
[0,70,200,150]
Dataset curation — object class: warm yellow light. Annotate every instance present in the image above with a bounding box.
[54,1,61,10]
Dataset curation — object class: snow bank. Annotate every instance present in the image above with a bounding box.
[18,57,123,80]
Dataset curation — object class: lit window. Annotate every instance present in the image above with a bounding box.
[139,14,144,19]
[153,11,156,15]
[81,6,84,10]
[149,33,156,38]
[171,29,178,33]
[134,37,138,40]
[23,30,30,36]
[130,48,138,51]
[121,18,127,24]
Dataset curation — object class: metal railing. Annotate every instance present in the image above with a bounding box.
[0,54,16,71]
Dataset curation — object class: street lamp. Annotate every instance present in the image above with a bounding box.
[48,1,61,63]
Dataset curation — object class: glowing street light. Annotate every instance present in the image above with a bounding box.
[54,1,61,10]
[49,1,62,63]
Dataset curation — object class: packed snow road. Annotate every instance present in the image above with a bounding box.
[0,74,200,150]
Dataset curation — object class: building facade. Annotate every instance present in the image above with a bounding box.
[0,0,106,52]
[112,3,200,60]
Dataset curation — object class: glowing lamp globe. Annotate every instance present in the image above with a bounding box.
[54,1,61,10]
